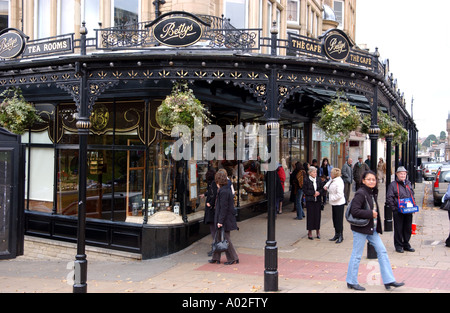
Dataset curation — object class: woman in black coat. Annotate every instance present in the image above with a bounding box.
[346,170,404,291]
[303,166,325,239]
[203,169,218,255]
[209,171,239,265]
[385,166,416,253]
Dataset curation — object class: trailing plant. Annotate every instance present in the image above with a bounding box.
[360,110,408,145]
[316,93,361,143]
[156,81,211,132]
[0,87,43,135]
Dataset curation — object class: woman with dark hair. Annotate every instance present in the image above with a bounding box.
[209,170,239,265]
[319,158,333,205]
[303,166,325,239]
[346,170,404,291]
[203,168,217,256]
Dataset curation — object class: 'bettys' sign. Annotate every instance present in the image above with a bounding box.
[153,17,203,47]
[0,29,73,60]
[0,30,26,59]
[323,30,350,62]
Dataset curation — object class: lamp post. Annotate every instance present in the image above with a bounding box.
[73,22,89,294]
[384,133,394,231]
[264,22,279,292]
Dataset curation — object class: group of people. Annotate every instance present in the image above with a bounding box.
[201,154,449,292]
[289,155,412,290]
[289,158,344,241]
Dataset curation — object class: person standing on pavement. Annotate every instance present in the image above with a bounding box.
[202,168,218,256]
[293,162,306,220]
[353,156,369,191]
[364,155,371,168]
[276,164,286,214]
[346,170,404,291]
[386,166,416,253]
[209,171,239,265]
[319,157,333,205]
[324,168,346,243]
[443,184,450,247]
[377,158,386,184]
[303,166,325,239]
[341,157,353,205]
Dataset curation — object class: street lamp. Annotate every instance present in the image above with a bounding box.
[73,21,89,294]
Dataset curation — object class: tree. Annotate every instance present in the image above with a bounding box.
[423,134,438,147]
[440,131,446,141]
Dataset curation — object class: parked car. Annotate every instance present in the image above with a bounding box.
[423,163,443,181]
[432,164,450,206]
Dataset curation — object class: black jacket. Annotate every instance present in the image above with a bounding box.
[303,176,325,202]
[386,177,415,211]
[214,184,238,232]
[203,181,218,224]
[350,184,382,235]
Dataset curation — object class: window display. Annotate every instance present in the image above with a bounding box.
[24,99,307,224]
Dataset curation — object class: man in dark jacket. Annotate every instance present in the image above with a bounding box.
[386,166,416,253]
[341,157,353,204]
[353,156,369,191]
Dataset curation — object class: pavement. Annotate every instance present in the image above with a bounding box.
[1,180,449,296]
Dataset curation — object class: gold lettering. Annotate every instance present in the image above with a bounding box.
[159,22,196,42]
[327,37,347,55]
[0,37,19,54]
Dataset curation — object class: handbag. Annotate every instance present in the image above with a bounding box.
[211,227,229,253]
[397,183,419,214]
[345,198,370,227]
[441,199,450,211]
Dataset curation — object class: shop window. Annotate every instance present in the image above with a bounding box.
[56,148,79,215]
[24,103,55,213]
[0,0,8,31]
[26,147,55,213]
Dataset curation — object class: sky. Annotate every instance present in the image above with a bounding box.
[355,0,450,138]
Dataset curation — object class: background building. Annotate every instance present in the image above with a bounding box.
[3,1,356,41]
[1,1,416,261]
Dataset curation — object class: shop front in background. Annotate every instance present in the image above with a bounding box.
[23,99,306,225]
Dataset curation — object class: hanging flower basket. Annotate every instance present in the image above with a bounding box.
[317,94,361,143]
[391,120,408,145]
[361,110,408,145]
[156,82,211,133]
[0,87,43,135]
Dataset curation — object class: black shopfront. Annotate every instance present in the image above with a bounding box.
[0,12,417,261]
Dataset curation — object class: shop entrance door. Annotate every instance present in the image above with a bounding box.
[0,128,24,260]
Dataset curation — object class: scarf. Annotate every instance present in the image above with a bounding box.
[309,176,317,191]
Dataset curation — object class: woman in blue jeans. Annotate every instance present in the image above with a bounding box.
[346,170,404,291]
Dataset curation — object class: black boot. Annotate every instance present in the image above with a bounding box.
[329,233,339,241]
[336,233,343,244]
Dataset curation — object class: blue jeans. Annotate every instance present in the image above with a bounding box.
[346,230,396,285]
[295,190,304,219]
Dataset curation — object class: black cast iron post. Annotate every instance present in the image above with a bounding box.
[73,22,89,293]
[264,119,279,291]
[384,133,393,231]
[264,22,279,292]
[367,87,380,260]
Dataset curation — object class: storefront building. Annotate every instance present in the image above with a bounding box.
[0,2,417,260]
